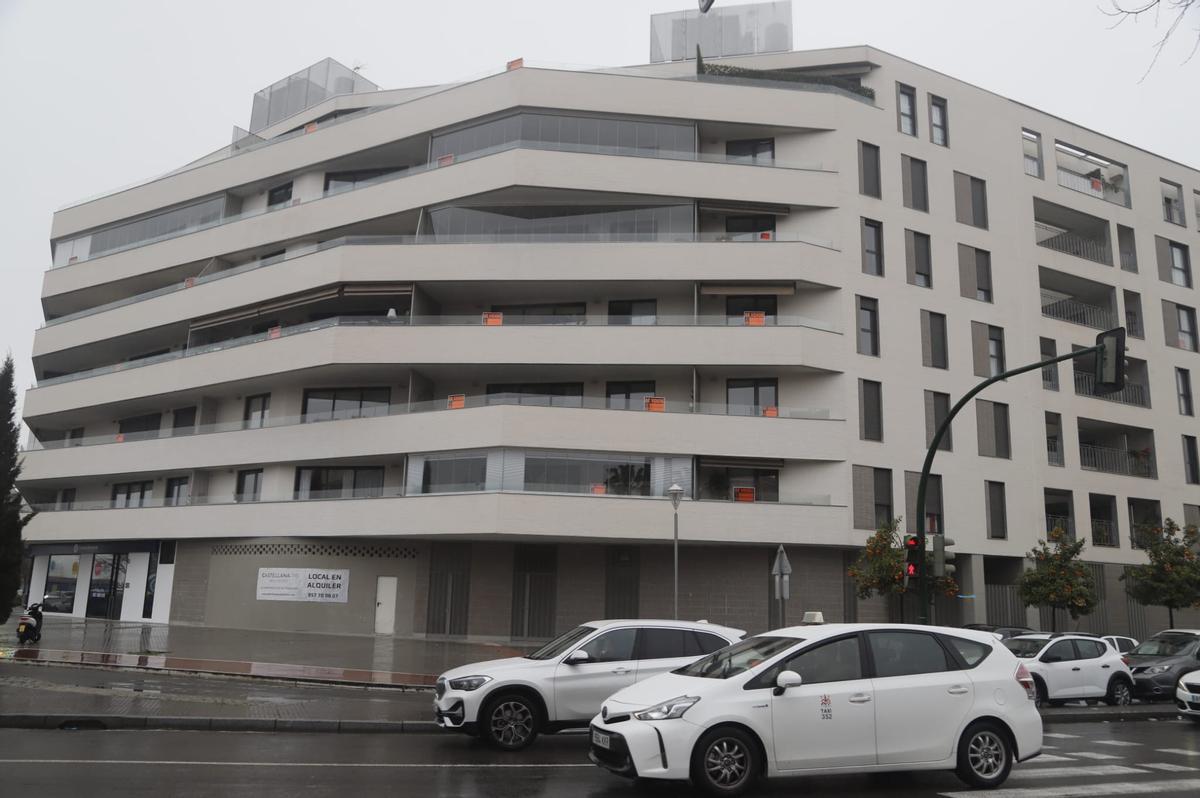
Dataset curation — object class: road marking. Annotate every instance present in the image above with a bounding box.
[1157,748,1200,757]
[1143,763,1198,772]
[1026,754,1074,763]
[1069,752,1121,760]
[940,777,1200,798]
[0,759,593,769]
[1042,733,1079,739]
[1011,765,1145,780]
[1093,740,1141,746]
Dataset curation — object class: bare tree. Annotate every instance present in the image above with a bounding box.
[1104,0,1200,78]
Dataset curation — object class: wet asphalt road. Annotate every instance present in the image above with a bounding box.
[4,719,1200,798]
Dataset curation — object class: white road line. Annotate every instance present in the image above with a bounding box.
[1157,748,1200,757]
[0,760,593,769]
[1143,763,1199,772]
[1093,740,1142,747]
[1069,752,1121,760]
[939,777,1200,798]
[1026,754,1074,763]
[1010,765,1145,780]
[1042,733,1080,739]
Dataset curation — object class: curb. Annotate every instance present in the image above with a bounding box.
[0,713,442,734]
[1041,707,1184,724]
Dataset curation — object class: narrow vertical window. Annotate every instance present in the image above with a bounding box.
[859,379,883,442]
[861,218,884,276]
[897,83,917,136]
[1178,368,1194,416]
[857,296,880,356]
[929,95,949,146]
[858,141,881,198]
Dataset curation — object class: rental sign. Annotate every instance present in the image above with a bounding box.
[256,567,349,603]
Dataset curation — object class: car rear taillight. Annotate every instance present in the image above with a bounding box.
[1016,663,1036,701]
[1121,655,1131,667]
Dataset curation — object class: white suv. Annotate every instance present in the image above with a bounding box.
[1175,667,1200,724]
[434,619,744,750]
[588,623,1041,795]
[1003,633,1133,707]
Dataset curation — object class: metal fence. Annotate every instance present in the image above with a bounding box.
[1091,519,1119,547]
[985,584,1027,627]
[1040,290,1115,330]
[1034,222,1112,266]
[1046,436,1065,466]
[1073,370,1150,407]
[1079,442,1156,478]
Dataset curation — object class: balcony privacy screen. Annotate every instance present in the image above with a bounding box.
[650,0,792,62]
[249,58,378,133]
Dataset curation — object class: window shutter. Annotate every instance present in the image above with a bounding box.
[905,229,917,284]
[901,154,914,208]
[958,244,978,299]
[1163,299,1181,348]
[976,400,996,457]
[852,465,875,530]
[971,321,989,377]
[954,171,972,225]
[920,310,933,367]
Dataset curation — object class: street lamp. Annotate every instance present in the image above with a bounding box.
[667,483,684,620]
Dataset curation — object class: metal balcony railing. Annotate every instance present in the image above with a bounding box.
[1047,436,1065,466]
[1120,249,1138,272]
[1042,365,1059,390]
[1045,514,1075,539]
[1125,311,1143,339]
[1079,442,1156,478]
[1056,168,1129,207]
[1034,222,1112,266]
[1091,519,1119,547]
[1040,291,1115,330]
[1073,371,1150,407]
[1024,155,1042,178]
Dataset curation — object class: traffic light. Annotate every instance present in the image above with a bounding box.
[902,534,921,589]
[698,0,717,11]
[1093,327,1127,395]
[933,536,957,578]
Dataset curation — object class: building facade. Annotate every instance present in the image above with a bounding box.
[18,32,1200,640]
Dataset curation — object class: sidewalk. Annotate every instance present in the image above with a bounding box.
[0,616,531,687]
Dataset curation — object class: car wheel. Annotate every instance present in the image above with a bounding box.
[1032,678,1048,709]
[691,727,759,797]
[480,693,540,751]
[955,721,1014,789]
[1104,678,1133,707]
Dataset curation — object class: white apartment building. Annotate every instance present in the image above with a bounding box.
[18,4,1200,640]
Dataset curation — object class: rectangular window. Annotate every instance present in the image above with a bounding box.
[1171,242,1192,288]
[267,182,293,207]
[1162,179,1185,225]
[294,466,385,499]
[906,229,932,287]
[1178,304,1198,351]
[987,325,1006,376]
[1041,337,1059,390]
[975,249,993,302]
[528,452,654,497]
[1022,128,1044,178]
[726,138,775,164]
[929,95,949,146]
[902,155,929,211]
[921,310,949,369]
[857,296,880,356]
[235,469,263,502]
[697,463,779,503]
[859,141,881,198]
[897,83,917,136]
[302,387,391,421]
[873,468,893,529]
[954,171,988,228]
[727,378,778,416]
[1124,290,1144,338]
[859,379,883,442]
[861,218,884,276]
[243,394,270,429]
[111,481,153,508]
[171,406,197,437]
[43,555,79,613]
[608,299,657,325]
[976,399,1011,458]
[164,476,190,507]
[993,402,1011,458]
[926,390,953,451]
[985,481,1007,539]
[1185,436,1200,485]
[56,487,76,510]
[422,453,488,494]
[1178,368,1194,416]
[606,380,656,410]
[117,412,161,440]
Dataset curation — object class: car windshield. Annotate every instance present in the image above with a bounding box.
[1130,635,1198,657]
[673,635,797,679]
[1003,638,1047,658]
[525,625,596,660]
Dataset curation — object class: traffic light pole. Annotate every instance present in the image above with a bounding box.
[914,342,1108,625]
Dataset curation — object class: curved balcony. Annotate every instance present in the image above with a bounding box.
[22,490,849,549]
[19,395,843,482]
[46,144,838,298]
[35,235,841,356]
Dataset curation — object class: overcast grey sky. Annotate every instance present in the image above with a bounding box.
[1,0,1196,422]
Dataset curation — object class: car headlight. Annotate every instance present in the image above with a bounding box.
[447,675,492,691]
[1145,665,1173,675]
[633,695,700,721]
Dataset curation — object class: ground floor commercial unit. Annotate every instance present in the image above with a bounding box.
[24,536,1199,641]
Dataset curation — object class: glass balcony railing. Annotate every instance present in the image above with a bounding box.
[29,392,835,451]
[51,138,830,270]
[1079,442,1156,478]
[35,313,836,388]
[1039,290,1115,330]
[1073,371,1150,408]
[1034,222,1112,266]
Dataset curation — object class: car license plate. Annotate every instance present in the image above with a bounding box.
[592,729,611,749]
[17,624,25,633]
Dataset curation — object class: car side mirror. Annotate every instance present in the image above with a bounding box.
[773,670,803,696]
[566,649,591,664]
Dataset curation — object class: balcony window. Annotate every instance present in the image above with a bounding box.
[1044,488,1075,540]
[1046,412,1064,467]
[171,406,197,437]
[1078,418,1157,479]
[608,299,657,326]
[1185,436,1200,485]
[427,203,695,242]
[1173,303,1199,351]
[421,453,487,494]
[726,138,774,164]
[117,412,162,441]
[486,382,583,407]
[857,296,880,356]
[1162,179,1186,225]
[987,326,1005,376]
[1022,129,1044,178]
[235,469,263,502]
[726,295,777,325]
[492,302,586,323]
[727,378,778,416]
[243,394,270,429]
[56,488,76,510]
[302,387,390,422]
[1178,368,1194,416]
[906,229,932,287]
[1089,494,1120,547]
[1041,338,1058,390]
[1032,197,1111,266]
[1038,266,1116,329]
[1118,225,1138,272]
[975,251,993,302]
[1128,498,1163,549]
[1053,141,1130,208]
[929,96,949,146]
[1124,290,1144,338]
[111,481,153,509]
[861,218,884,276]
[525,452,652,496]
[52,194,228,266]
[1170,241,1192,288]
[698,464,779,503]
[165,477,190,507]
[267,182,293,208]
[295,466,384,499]
[606,381,656,410]
[897,83,917,136]
[324,168,404,194]
[859,141,881,198]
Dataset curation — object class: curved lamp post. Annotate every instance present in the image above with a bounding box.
[668,483,684,620]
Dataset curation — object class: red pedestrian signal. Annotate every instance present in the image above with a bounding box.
[902,534,922,589]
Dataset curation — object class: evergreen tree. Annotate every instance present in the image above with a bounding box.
[0,354,35,624]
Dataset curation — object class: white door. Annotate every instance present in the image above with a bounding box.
[552,627,638,721]
[1039,640,1083,699]
[771,635,877,770]
[374,576,397,635]
[867,630,974,764]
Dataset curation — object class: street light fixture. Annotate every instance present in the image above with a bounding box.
[667,483,684,620]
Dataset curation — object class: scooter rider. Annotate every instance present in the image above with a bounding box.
[16,603,43,644]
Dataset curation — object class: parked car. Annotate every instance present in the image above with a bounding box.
[963,623,1036,640]
[588,623,1041,795]
[1102,635,1138,654]
[1174,667,1200,724]
[1125,629,1200,700]
[434,619,744,750]
[1003,633,1133,707]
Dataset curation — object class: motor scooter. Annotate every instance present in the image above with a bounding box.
[16,603,43,644]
